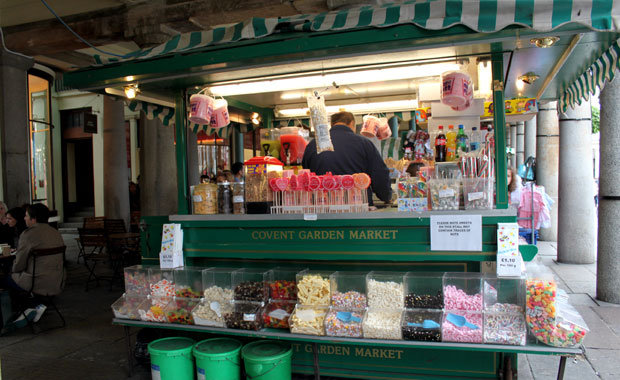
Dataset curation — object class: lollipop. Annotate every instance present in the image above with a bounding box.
[341,175,355,190]
[322,174,337,191]
[308,175,322,191]
[269,178,280,192]
[298,171,310,191]
[353,173,371,189]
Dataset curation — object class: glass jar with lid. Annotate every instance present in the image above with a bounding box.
[218,181,233,214]
[231,182,245,214]
[192,183,218,214]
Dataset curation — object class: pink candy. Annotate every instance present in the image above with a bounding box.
[442,312,483,343]
[443,285,483,311]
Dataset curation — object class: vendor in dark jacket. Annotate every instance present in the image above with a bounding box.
[302,111,392,205]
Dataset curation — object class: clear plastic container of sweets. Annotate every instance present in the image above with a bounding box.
[148,268,176,298]
[111,294,143,320]
[194,268,238,327]
[224,301,264,331]
[289,304,328,336]
[232,182,245,214]
[443,272,483,311]
[267,267,307,301]
[262,300,295,329]
[296,270,333,306]
[232,268,268,303]
[366,271,405,309]
[442,310,483,343]
[124,265,154,296]
[404,272,444,309]
[164,298,199,325]
[174,267,206,298]
[362,308,403,340]
[330,271,367,308]
[324,307,364,338]
[401,309,443,342]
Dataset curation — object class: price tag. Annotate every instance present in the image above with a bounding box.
[233,196,244,203]
[303,214,318,221]
[296,309,316,322]
[243,313,256,321]
[268,308,290,320]
[468,192,483,201]
[438,189,455,198]
[192,195,203,202]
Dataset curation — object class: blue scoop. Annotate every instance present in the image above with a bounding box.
[407,319,440,329]
[446,313,479,330]
[337,312,361,323]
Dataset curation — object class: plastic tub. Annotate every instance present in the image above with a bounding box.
[111,294,143,320]
[463,178,493,210]
[366,271,405,309]
[296,270,333,306]
[137,296,171,322]
[404,272,444,309]
[442,310,483,343]
[267,267,307,301]
[224,301,264,331]
[175,267,207,298]
[149,268,176,297]
[483,275,525,312]
[289,304,328,336]
[242,340,292,380]
[401,309,442,342]
[124,265,153,296]
[164,298,199,325]
[443,272,483,311]
[363,308,403,340]
[193,338,242,380]
[330,271,367,308]
[324,307,364,338]
[232,268,268,302]
[262,300,295,329]
[148,337,195,380]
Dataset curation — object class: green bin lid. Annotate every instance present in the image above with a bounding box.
[242,340,292,361]
[194,338,242,358]
[148,337,195,356]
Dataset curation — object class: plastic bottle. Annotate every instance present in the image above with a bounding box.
[446,124,457,161]
[456,124,469,158]
[485,126,495,152]
[469,126,480,152]
[435,125,446,162]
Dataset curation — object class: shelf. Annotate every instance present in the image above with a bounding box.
[113,318,581,356]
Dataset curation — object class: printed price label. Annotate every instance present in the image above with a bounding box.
[296,309,316,322]
[304,214,318,221]
[468,192,483,201]
[233,196,244,203]
[243,313,256,321]
[268,308,290,320]
[192,195,203,202]
[438,189,455,198]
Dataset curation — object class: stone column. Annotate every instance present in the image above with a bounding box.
[524,116,537,161]
[597,78,620,303]
[139,114,177,216]
[516,121,525,168]
[557,101,596,264]
[103,96,130,226]
[0,50,34,207]
[536,101,559,241]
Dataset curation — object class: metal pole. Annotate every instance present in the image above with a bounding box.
[557,356,567,380]
[492,48,508,209]
[175,90,189,214]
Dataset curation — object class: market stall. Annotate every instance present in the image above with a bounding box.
[63,2,620,378]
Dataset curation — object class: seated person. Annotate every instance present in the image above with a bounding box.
[0,200,12,246]
[7,203,65,296]
[5,207,27,249]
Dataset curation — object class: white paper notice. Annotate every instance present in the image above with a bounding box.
[430,214,482,251]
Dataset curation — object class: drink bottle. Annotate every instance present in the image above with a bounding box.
[435,125,446,162]
[456,124,469,158]
[446,124,457,161]
[470,126,480,152]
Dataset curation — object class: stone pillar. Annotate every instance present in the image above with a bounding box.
[139,114,177,216]
[129,118,139,183]
[103,96,130,226]
[510,123,517,168]
[186,127,199,187]
[524,116,537,160]
[516,121,525,168]
[597,78,620,303]
[232,130,244,164]
[0,50,34,207]
[557,101,596,264]
[536,102,559,241]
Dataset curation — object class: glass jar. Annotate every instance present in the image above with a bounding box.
[232,182,245,214]
[192,183,218,214]
[218,182,232,214]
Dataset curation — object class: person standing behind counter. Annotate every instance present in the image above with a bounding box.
[302,111,392,206]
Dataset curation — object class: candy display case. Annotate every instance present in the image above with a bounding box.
[330,271,367,308]
[483,275,525,313]
[362,308,403,340]
[124,265,154,296]
[366,271,405,309]
[195,268,237,327]
[428,178,461,211]
[262,300,296,329]
[223,301,264,331]
[267,267,307,301]
[404,272,444,309]
[174,267,206,298]
[324,307,364,338]
[148,268,176,297]
[443,272,483,311]
[401,309,443,342]
[289,304,328,336]
[463,178,494,210]
[111,294,143,320]
[244,156,284,214]
[164,298,199,325]
[192,299,233,327]
[296,270,333,306]
[137,296,172,323]
[484,311,526,345]
[442,310,483,343]
[232,268,269,302]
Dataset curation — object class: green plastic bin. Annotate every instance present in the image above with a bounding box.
[242,340,292,380]
[193,338,242,380]
[148,337,196,380]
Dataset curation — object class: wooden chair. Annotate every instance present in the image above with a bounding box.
[14,246,67,332]
[78,228,109,291]
[76,217,106,263]
[104,219,129,288]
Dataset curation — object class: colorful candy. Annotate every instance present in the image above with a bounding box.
[331,291,367,309]
[224,302,263,331]
[443,285,483,311]
[268,280,297,300]
[175,286,201,298]
[442,311,483,343]
[124,270,149,295]
[262,301,295,329]
[325,310,364,338]
[402,310,442,342]
[150,279,175,297]
[405,292,443,309]
[234,281,266,302]
[484,312,526,345]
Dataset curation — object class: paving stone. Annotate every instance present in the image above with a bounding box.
[584,348,620,379]
[517,354,534,379]
[592,307,620,336]
[568,293,599,307]
[527,354,598,380]
[566,281,596,296]
[574,305,620,350]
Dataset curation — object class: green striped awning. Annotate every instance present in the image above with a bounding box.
[94,1,620,65]
[560,37,620,112]
[190,122,258,137]
[127,100,175,126]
